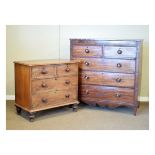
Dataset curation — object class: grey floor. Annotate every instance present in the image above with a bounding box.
[6,101,149,130]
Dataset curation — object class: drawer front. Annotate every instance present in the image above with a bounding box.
[73,58,135,73]
[80,71,135,88]
[32,75,78,93]
[80,71,103,85]
[57,63,78,76]
[80,85,134,104]
[32,89,77,109]
[72,45,103,58]
[32,65,55,79]
[104,46,136,59]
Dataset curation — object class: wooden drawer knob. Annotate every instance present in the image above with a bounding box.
[65,94,70,98]
[117,49,123,54]
[115,93,121,98]
[41,68,48,74]
[85,49,89,53]
[84,75,89,80]
[65,68,70,72]
[116,78,122,82]
[41,83,47,88]
[116,63,122,68]
[41,98,48,103]
[84,61,90,66]
[65,80,70,84]
[85,90,89,95]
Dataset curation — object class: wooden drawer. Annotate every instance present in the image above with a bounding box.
[32,75,78,93]
[32,89,77,109]
[32,64,78,79]
[80,71,135,88]
[80,85,134,104]
[32,65,55,79]
[72,45,103,58]
[104,46,136,59]
[73,58,135,73]
[57,63,78,76]
[80,71,103,86]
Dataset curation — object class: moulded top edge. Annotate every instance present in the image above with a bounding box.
[70,38,143,41]
[14,59,78,66]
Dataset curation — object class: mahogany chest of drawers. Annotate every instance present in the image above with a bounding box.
[14,60,79,121]
[70,39,142,115]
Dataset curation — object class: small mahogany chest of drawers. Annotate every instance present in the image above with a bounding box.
[14,60,79,121]
[70,39,142,115]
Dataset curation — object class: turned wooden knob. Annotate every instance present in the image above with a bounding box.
[41,98,48,103]
[85,49,89,53]
[85,90,89,95]
[84,75,89,80]
[65,80,70,84]
[117,49,123,54]
[65,94,70,98]
[41,68,48,74]
[65,68,70,72]
[116,78,122,82]
[116,63,122,68]
[85,61,90,66]
[41,83,47,88]
[115,93,121,98]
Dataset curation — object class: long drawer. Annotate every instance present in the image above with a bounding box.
[80,71,135,88]
[32,75,78,93]
[73,58,135,73]
[80,85,134,104]
[32,89,77,109]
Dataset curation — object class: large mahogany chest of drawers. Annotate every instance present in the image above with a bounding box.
[70,39,142,115]
[14,60,79,121]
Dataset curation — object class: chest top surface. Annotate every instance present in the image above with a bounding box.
[14,59,78,66]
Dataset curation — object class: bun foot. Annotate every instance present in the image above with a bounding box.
[16,106,22,115]
[72,103,78,112]
[29,112,35,122]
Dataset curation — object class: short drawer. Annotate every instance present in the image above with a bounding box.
[80,85,134,104]
[57,63,78,76]
[32,89,77,109]
[80,71,135,88]
[73,58,135,73]
[104,46,136,59]
[32,75,78,93]
[72,45,103,58]
[32,65,55,79]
